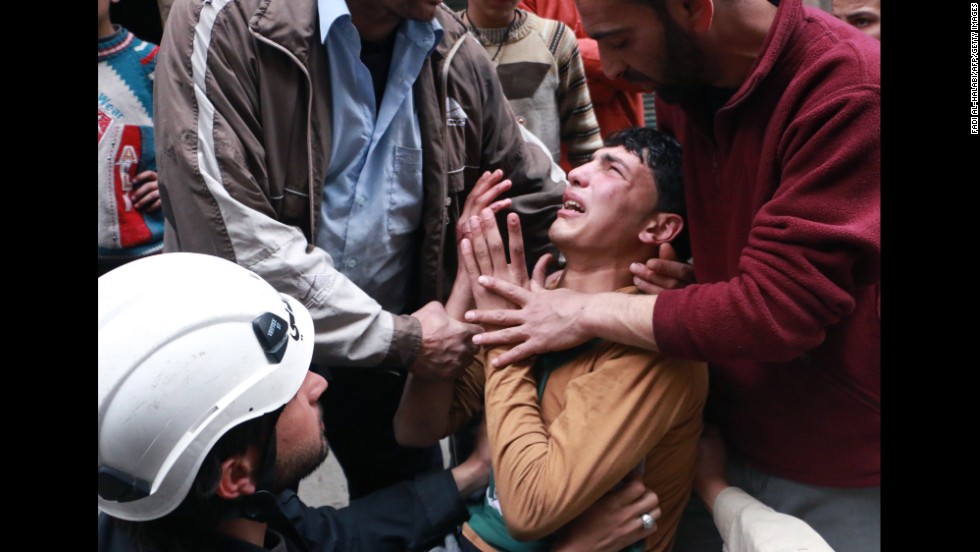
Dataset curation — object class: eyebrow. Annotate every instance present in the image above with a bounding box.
[588,27,627,41]
[840,8,879,18]
[601,152,631,176]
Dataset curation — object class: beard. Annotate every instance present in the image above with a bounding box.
[272,408,330,491]
[654,14,710,104]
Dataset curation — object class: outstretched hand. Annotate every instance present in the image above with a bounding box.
[447,170,516,320]
[459,208,542,322]
[464,279,593,367]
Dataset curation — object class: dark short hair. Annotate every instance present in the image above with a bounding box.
[604,127,691,261]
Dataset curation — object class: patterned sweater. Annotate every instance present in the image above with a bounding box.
[460,10,602,169]
[98,26,164,266]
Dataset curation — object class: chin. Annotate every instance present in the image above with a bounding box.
[407,2,440,22]
[548,227,574,250]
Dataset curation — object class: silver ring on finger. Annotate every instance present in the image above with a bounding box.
[640,512,655,531]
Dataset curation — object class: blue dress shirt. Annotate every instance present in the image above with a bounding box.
[316,1,442,314]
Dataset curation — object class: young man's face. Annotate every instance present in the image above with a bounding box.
[273,371,330,489]
[549,145,660,255]
[576,0,710,102]
[832,0,880,40]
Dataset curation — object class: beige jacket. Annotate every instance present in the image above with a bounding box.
[154,0,564,369]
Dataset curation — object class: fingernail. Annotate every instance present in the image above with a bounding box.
[473,335,482,345]
[464,311,475,321]
[478,275,490,285]
[491,358,500,367]
[630,263,641,272]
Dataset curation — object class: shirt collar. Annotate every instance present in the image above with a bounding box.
[318,0,350,43]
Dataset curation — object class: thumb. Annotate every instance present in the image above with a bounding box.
[657,243,678,263]
[531,253,554,291]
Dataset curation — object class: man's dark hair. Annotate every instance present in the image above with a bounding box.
[604,127,691,261]
[108,412,276,551]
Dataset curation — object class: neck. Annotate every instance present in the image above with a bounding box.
[217,518,268,547]
[705,0,778,88]
[98,19,116,39]
[559,250,650,293]
[467,7,516,29]
[349,0,402,42]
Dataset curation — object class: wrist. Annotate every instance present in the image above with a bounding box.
[697,478,729,513]
[398,314,424,373]
[451,458,489,497]
[577,293,600,337]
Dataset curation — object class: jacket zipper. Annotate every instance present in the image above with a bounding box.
[436,33,469,300]
[250,29,318,241]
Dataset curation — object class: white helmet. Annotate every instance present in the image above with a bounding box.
[98,253,314,521]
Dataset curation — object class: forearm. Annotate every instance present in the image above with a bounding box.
[483,354,571,540]
[451,453,490,498]
[445,266,474,321]
[581,292,659,352]
[393,374,457,447]
[396,352,486,447]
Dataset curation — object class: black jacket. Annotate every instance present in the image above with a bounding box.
[98,470,467,551]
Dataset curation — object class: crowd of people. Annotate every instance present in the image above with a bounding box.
[98,0,880,550]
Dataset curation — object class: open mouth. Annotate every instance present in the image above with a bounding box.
[562,200,585,213]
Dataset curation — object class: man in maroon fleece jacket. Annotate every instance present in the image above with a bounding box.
[463,0,879,551]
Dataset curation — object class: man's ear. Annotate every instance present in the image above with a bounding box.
[664,0,715,34]
[638,212,684,247]
[215,449,260,500]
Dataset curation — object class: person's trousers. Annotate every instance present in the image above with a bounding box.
[317,365,443,500]
[673,453,880,552]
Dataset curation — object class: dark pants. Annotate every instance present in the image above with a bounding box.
[317,365,443,500]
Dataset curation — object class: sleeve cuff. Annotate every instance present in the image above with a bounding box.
[382,313,423,370]
[651,288,696,358]
[712,486,761,540]
[414,469,469,534]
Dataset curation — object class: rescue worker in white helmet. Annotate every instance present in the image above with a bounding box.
[97,253,488,552]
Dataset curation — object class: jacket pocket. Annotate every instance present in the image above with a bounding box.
[387,145,424,235]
